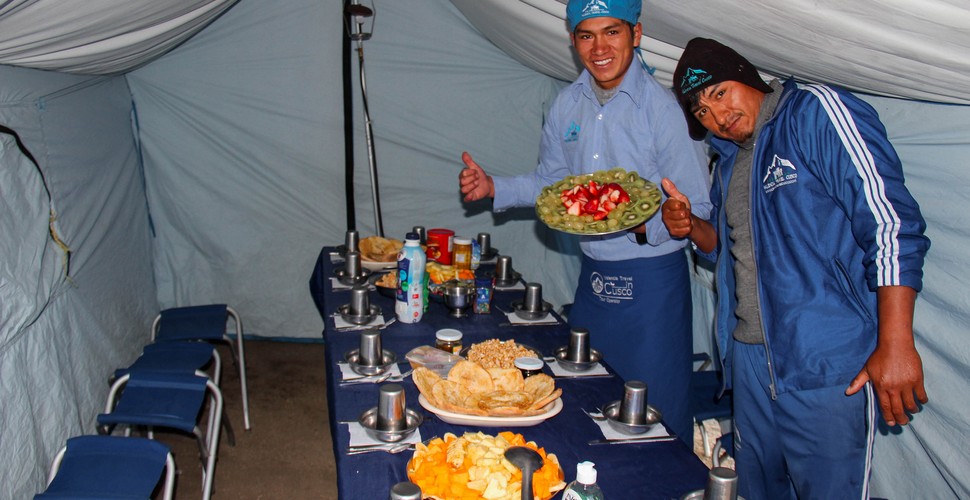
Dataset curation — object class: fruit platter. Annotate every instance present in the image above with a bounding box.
[535,168,662,235]
[407,431,566,500]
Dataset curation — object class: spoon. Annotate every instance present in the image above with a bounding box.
[345,442,415,455]
[504,446,543,500]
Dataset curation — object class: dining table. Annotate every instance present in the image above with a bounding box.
[309,245,710,499]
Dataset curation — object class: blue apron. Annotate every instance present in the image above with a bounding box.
[569,251,693,444]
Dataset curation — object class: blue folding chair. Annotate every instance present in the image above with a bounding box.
[151,304,250,430]
[35,435,175,500]
[98,371,224,500]
[113,341,235,446]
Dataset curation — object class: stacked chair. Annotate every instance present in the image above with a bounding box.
[151,304,251,430]
[37,303,249,499]
[98,370,224,500]
[35,435,176,499]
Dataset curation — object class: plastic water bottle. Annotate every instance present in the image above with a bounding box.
[562,461,605,500]
[395,232,426,323]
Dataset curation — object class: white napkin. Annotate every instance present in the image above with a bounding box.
[333,313,385,330]
[338,362,401,381]
[590,413,670,440]
[494,280,526,291]
[345,421,422,446]
[504,311,558,325]
[330,277,377,292]
[545,359,610,377]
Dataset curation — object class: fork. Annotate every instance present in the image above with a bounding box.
[582,407,607,421]
[340,368,414,386]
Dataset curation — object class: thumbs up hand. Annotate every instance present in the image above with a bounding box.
[661,178,694,239]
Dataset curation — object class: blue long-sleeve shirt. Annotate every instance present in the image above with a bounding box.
[493,62,712,262]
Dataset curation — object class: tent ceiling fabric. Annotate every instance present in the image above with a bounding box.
[450,0,970,105]
[3,0,969,102]
[0,0,239,74]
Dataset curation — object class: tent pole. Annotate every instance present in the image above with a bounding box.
[355,37,384,237]
[341,0,356,232]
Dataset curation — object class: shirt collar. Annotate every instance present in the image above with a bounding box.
[571,58,645,108]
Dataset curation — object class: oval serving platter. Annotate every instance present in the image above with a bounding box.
[535,168,662,236]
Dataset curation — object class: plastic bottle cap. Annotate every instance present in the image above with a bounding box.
[453,237,471,245]
[435,329,462,341]
[576,461,597,485]
[405,232,420,242]
[514,357,544,371]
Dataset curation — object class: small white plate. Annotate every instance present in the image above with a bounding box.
[417,394,562,427]
[361,259,397,271]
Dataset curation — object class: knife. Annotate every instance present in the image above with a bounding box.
[587,436,678,445]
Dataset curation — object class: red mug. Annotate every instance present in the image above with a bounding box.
[426,228,455,264]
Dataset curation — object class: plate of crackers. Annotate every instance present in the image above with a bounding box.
[358,236,403,271]
[413,358,563,427]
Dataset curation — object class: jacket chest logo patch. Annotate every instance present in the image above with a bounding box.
[762,154,798,194]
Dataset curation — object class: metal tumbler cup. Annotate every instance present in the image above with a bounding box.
[412,226,426,245]
[495,255,513,281]
[476,232,491,257]
[358,328,382,367]
[567,327,591,362]
[523,283,543,312]
[703,467,739,500]
[619,380,648,425]
[376,383,407,431]
[344,229,360,254]
[349,285,370,317]
[345,251,362,279]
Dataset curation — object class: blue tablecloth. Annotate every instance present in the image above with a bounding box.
[309,246,708,499]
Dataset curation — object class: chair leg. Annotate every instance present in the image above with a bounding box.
[227,306,251,430]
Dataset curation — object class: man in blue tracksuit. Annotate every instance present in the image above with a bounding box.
[662,38,930,499]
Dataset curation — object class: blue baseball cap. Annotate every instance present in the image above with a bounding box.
[567,0,642,32]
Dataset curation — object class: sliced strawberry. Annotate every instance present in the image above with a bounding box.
[567,202,582,216]
[584,198,599,214]
[587,180,600,196]
[602,200,616,212]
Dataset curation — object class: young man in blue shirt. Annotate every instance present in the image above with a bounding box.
[458,0,712,444]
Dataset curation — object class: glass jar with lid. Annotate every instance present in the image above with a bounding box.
[435,328,463,354]
[514,357,544,379]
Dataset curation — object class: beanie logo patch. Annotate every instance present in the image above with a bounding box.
[580,0,610,18]
[680,67,712,95]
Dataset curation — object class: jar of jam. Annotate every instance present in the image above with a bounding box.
[435,328,463,354]
[514,357,544,379]
[453,237,473,270]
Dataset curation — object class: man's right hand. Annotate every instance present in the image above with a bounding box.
[661,178,693,238]
[459,152,495,202]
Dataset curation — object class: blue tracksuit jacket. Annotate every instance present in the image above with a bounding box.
[698,79,930,397]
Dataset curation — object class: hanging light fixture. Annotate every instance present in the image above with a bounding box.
[344,0,384,237]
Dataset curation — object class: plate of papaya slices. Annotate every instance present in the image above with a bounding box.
[535,168,662,235]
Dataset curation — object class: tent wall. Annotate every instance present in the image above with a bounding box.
[127,0,573,339]
[1,0,968,497]
[0,66,157,498]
